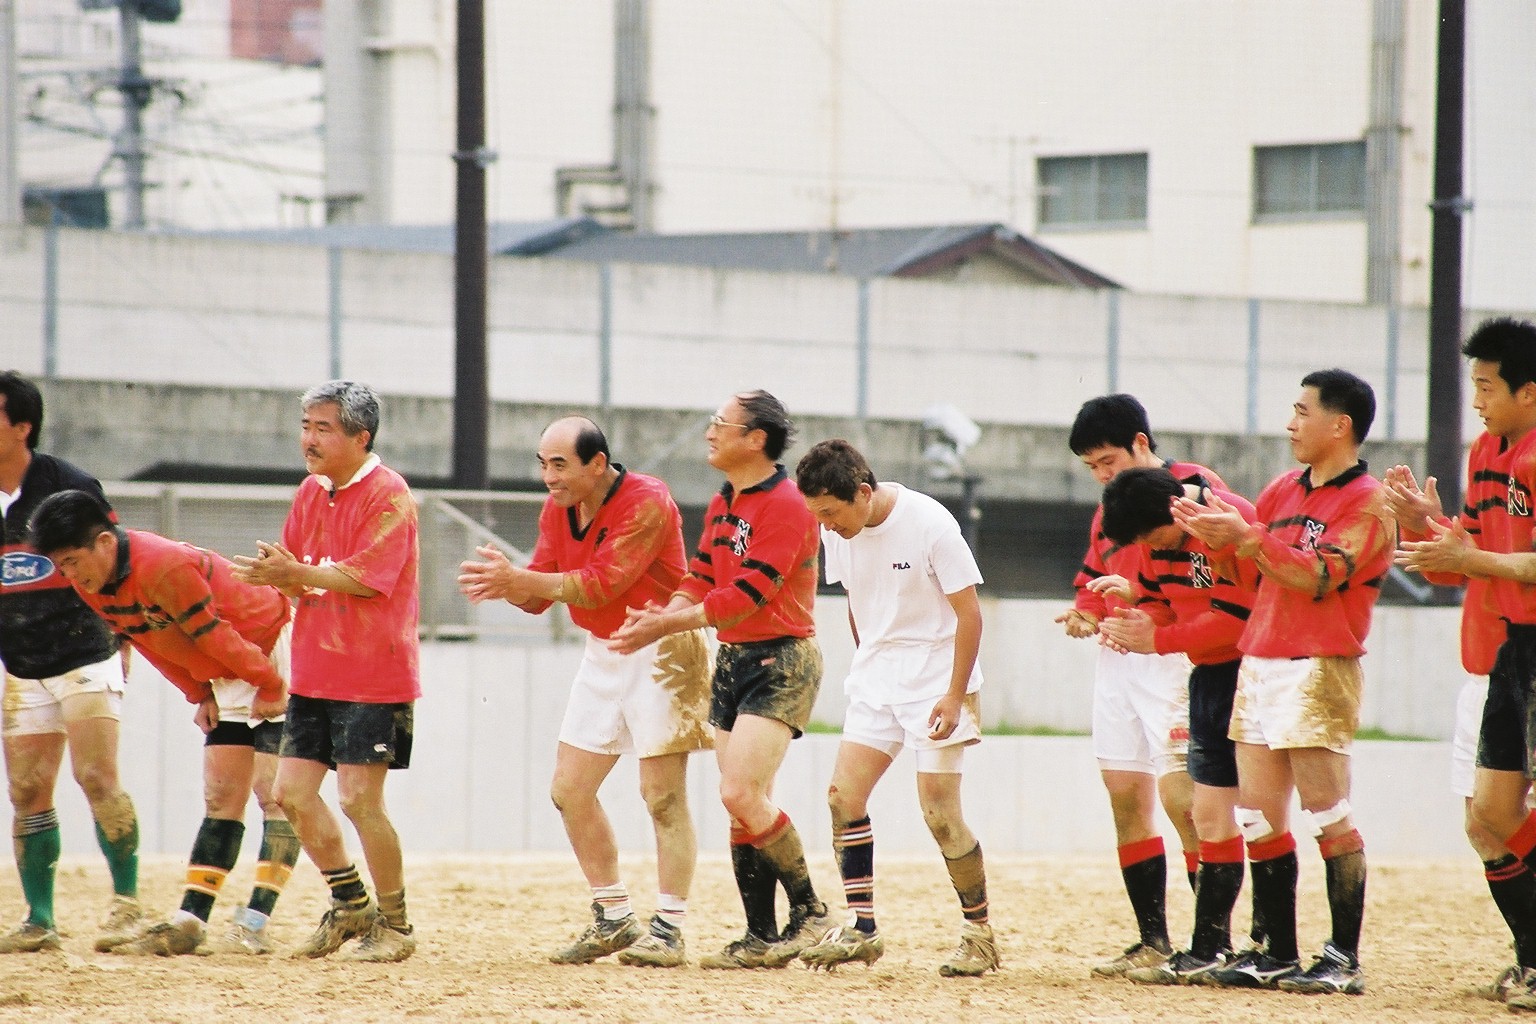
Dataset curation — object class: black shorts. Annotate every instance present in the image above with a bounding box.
[710,636,822,739]
[1478,624,1536,776]
[206,718,284,755]
[279,694,414,769]
[1187,660,1239,788]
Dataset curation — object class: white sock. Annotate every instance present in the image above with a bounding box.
[657,893,687,931]
[593,883,632,921]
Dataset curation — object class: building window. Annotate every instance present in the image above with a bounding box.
[1253,141,1366,220]
[1037,153,1148,228]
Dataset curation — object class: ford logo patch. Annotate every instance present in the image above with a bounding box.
[1,552,55,587]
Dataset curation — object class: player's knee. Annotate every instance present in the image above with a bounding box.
[717,776,759,820]
[203,776,244,818]
[71,760,118,804]
[336,783,384,826]
[641,784,685,829]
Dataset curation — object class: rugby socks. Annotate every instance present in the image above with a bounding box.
[244,817,301,926]
[1246,832,1299,962]
[1117,837,1169,949]
[377,888,412,934]
[1184,849,1199,893]
[944,842,989,926]
[180,817,245,922]
[729,821,779,942]
[1190,836,1244,961]
[1484,853,1536,968]
[1318,829,1366,958]
[593,882,633,922]
[323,864,371,910]
[13,810,60,929]
[833,816,877,934]
[1508,812,1536,872]
[752,811,826,921]
[91,791,140,898]
[656,893,688,933]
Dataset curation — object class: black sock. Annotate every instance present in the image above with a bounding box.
[1118,840,1169,950]
[1322,846,1366,958]
[1191,860,1243,961]
[1486,854,1536,968]
[1247,840,1299,963]
[730,842,779,942]
[179,818,245,922]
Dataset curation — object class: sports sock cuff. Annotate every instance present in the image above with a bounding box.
[1317,828,1365,860]
[1510,812,1536,860]
[729,820,751,846]
[1247,831,1297,862]
[14,809,59,838]
[1183,850,1199,875]
[746,810,792,849]
[1117,836,1165,869]
[1200,835,1246,864]
[1486,853,1527,882]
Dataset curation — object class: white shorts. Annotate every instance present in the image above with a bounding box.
[558,629,713,759]
[212,622,291,726]
[1229,655,1362,754]
[4,653,127,736]
[1091,645,1191,777]
[1452,674,1489,799]
[842,691,981,773]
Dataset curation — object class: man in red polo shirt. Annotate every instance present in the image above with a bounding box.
[608,389,833,969]
[458,416,710,968]
[1175,368,1391,995]
[28,488,300,956]
[233,380,419,964]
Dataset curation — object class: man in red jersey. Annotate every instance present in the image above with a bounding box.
[233,380,419,963]
[1055,394,1204,977]
[28,489,301,956]
[1091,466,1262,985]
[458,416,711,968]
[609,390,834,969]
[1175,368,1391,995]
[1396,318,1536,1011]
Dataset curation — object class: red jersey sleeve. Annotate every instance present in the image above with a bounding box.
[701,513,811,632]
[1245,485,1394,600]
[333,485,417,597]
[141,561,286,701]
[562,492,674,610]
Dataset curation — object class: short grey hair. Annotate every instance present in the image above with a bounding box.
[301,380,381,451]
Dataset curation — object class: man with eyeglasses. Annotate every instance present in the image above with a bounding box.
[609,390,834,969]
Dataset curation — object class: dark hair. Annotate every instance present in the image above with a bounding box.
[1069,394,1155,456]
[302,380,381,451]
[1462,318,1536,394]
[572,418,611,466]
[0,371,44,451]
[1300,368,1376,444]
[736,389,796,460]
[795,439,878,501]
[1100,467,1183,546]
[28,489,113,555]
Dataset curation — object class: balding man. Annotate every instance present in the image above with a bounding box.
[459,417,711,968]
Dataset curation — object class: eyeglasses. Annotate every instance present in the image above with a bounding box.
[708,415,752,430]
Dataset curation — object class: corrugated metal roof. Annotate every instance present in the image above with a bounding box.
[525,223,1119,288]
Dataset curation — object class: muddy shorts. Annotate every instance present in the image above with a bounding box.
[207,718,284,754]
[1229,655,1361,754]
[279,694,414,769]
[710,636,822,738]
[1187,659,1239,787]
[559,630,713,758]
[1479,625,1536,776]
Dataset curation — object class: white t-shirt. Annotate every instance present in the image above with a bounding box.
[821,483,984,704]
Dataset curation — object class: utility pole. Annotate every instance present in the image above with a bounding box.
[451,0,490,489]
[0,0,18,226]
[116,1,150,228]
[1426,0,1466,554]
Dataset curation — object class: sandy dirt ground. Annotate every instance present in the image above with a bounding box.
[0,850,1517,1023]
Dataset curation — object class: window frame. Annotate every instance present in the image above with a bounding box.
[1251,141,1367,224]
[1035,152,1150,231]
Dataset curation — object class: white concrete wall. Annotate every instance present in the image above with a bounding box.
[44,598,1469,866]
[6,227,1512,445]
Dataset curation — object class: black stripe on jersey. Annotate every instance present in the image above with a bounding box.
[694,550,713,566]
[1472,469,1506,484]
[1210,598,1252,620]
[119,621,158,636]
[740,558,783,585]
[175,595,212,626]
[1268,514,1313,531]
[186,619,219,641]
[734,579,767,606]
[98,601,144,617]
[1079,564,1105,580]
[1470,497,1506,515]
[1362,573,1386,589]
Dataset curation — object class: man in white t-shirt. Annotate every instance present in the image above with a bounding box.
[791,439,997,977]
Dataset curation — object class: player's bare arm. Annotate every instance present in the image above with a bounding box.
[1382,464,1443,534]
[606,594,706,655]
[233,540,379,598]
[1395,516,1536,581]
[930,585,982,740]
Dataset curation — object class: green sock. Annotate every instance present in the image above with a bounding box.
[92,792,141,898]
[15,810,61,929]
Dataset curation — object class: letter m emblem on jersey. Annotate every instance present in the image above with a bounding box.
[1188,551,1213,589]
[1301,518,1325,552]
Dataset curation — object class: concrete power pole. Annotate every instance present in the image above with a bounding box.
[0,0,18,226]
[116,1,150,228]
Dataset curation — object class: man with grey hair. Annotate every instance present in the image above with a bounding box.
[233,380,421,962]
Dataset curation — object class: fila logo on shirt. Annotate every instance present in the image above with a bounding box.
[1300,518,1325,552]
[1509,477,1532,518]
[892,561,911,570]
[1187,551,1213,589]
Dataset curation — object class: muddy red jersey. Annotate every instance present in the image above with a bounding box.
[281,457,420,703]
[521,468,688,641]
[1458,430,1536,627]
[1237,462,1393,658]
[1129,487,1259,665]
[79,529,290,704]
[677,467,818,644]
[1073,461,1227,621]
